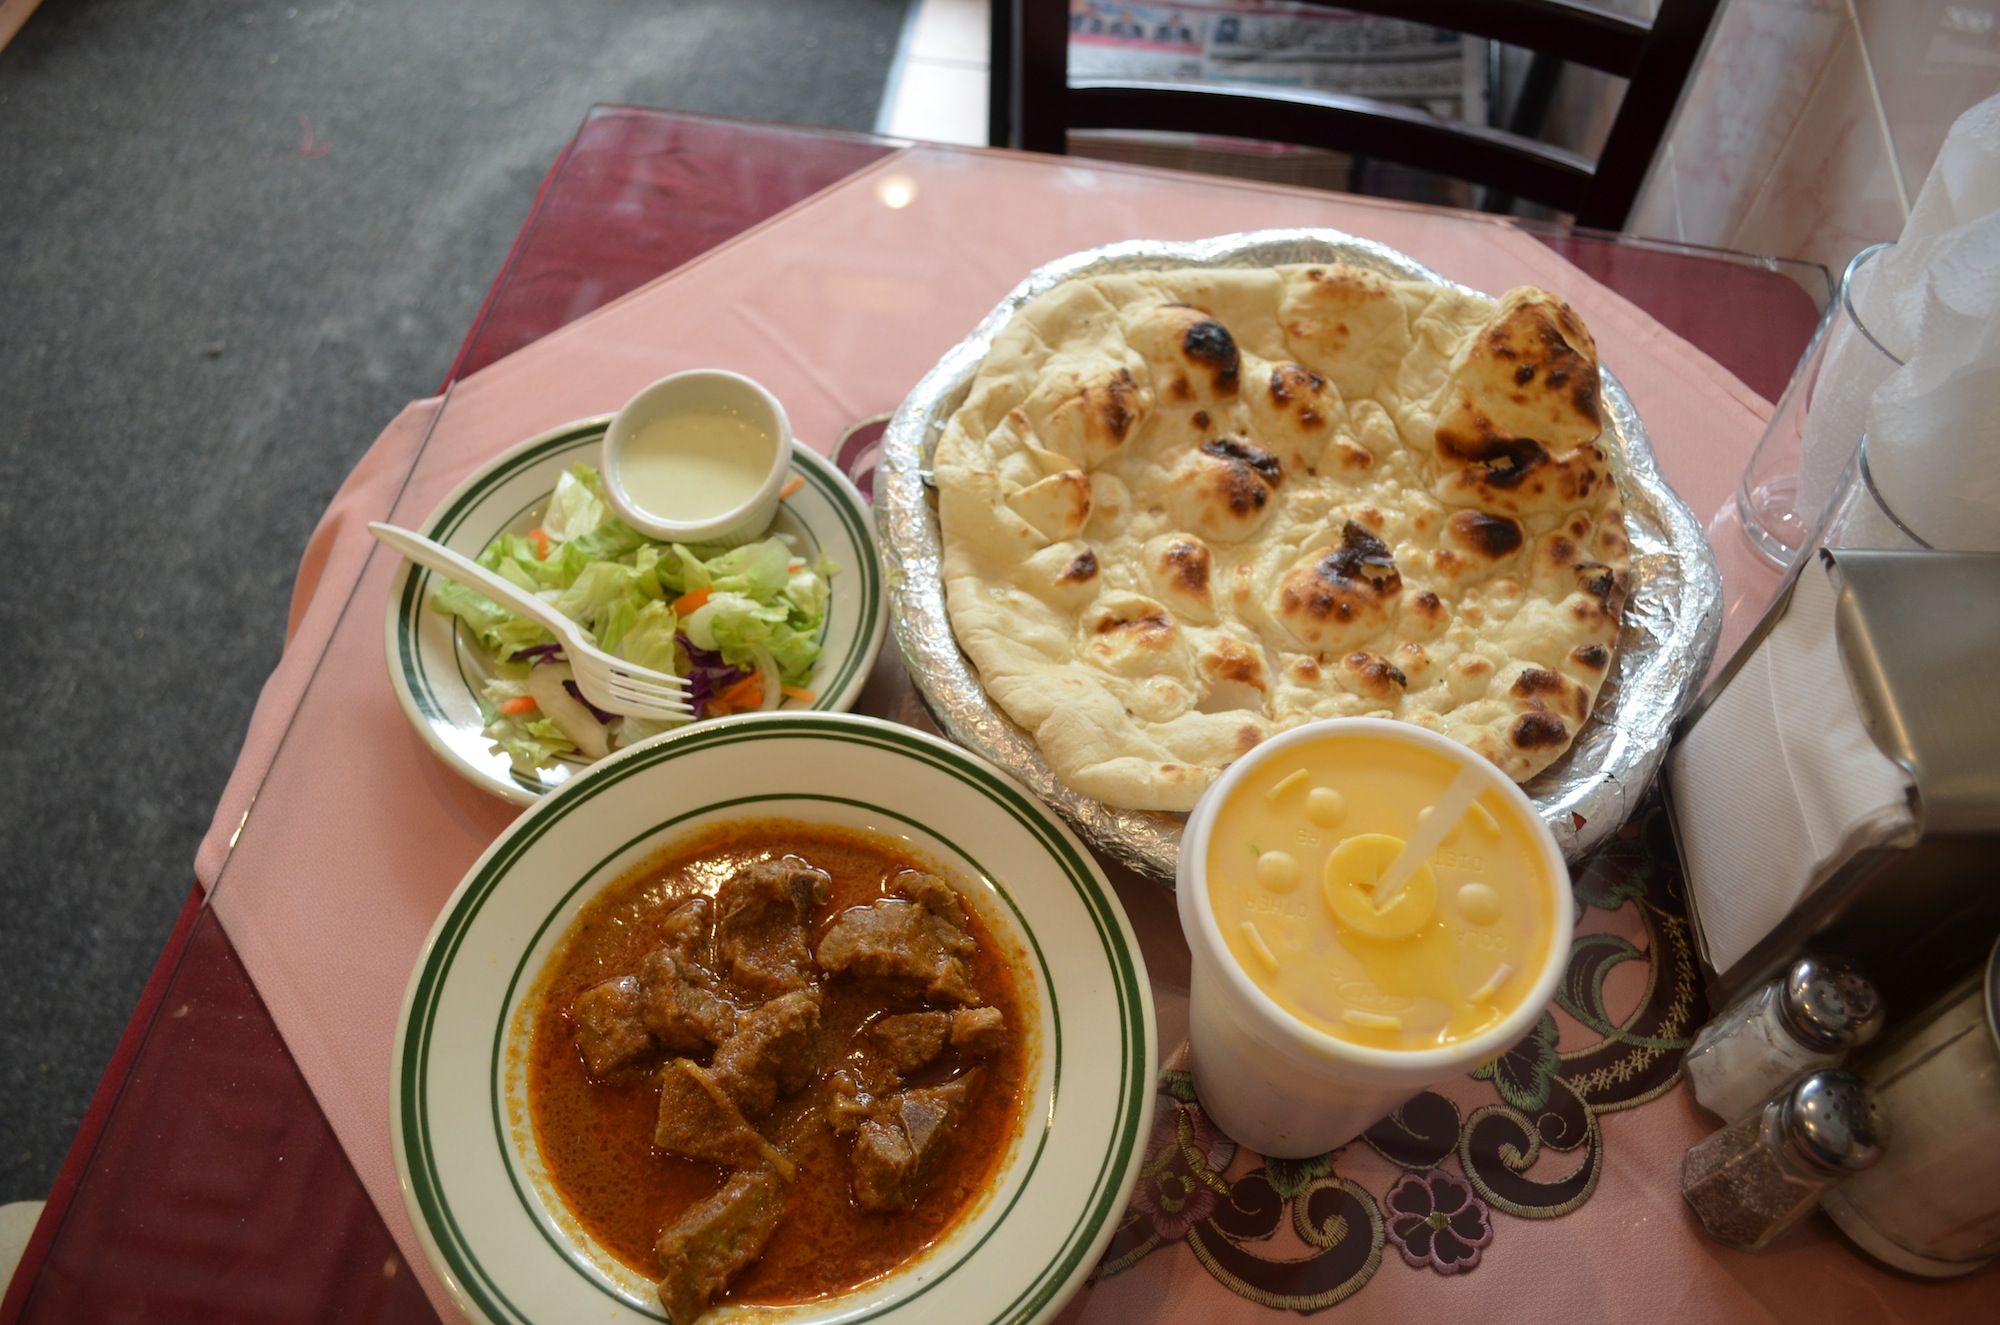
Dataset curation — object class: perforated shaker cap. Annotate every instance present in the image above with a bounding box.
[1782,1069,1888,1174]
[1780,956,1886,1052]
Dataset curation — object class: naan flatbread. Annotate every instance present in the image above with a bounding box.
[935,263,1630,812]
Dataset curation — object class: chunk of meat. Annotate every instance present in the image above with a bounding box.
[568,975,653,1078]
[655,1170,785,1325]
[826,1069,877,1137]
[865,1006,1007,1077]
[816,874,979,1004]
[899,870,970,928]
[714,857,831,995]
[869,1011,950,1073]
[710,989,822,1117]
[653,1060,790,1175]
[637,948,735,1055]
[850,1069,984,1212]
[659,895,716,970]
[949,1006,1007,1057]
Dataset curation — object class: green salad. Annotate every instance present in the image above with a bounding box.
[431,463,834,770]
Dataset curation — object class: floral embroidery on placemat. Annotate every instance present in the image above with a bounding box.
[1382,1170,1492,1274]
[1092,795,1706,1309]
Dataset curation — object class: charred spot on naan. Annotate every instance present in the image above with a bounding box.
[1510,665,1592,724]
[1023,541,1101,606]
[1240,364,1352,478]
[1337,651,1409,703]
[1572,560,1629,615]
[1394,640,1434,683]
[1534,530,1581,579]
[1402,588,1449,638]
[1195,636,1272,715]
[1442,509,1524,563]
[1266,361,1328,410]
[1169,437,1284,542]
[1447,652,1496,703]
[1081,594,1189,677]
[1272,521,1403,652]
[1019,360,1155,469]
[1442,288,1601,452]
[1181,318,1241,394]
[1144,534,1216,618]
[1004,468,1092,542]
[1593,503,1630,559]
[1433,436,1613,518]
[1128,303,1241,401]
[1060,548,1100,583]
[1510,710,1572,753]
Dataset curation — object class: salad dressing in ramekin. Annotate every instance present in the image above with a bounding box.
[618,408,776,524]
[602,370,793,548]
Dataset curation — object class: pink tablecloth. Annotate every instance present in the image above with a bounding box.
[191,146,1972,1321]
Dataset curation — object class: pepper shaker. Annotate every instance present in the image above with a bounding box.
[1683,956,1885,1121]
[1682,1069,1888,1251]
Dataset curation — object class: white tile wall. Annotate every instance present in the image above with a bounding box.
[1633,0,2000,269]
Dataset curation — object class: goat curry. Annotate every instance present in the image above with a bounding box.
[526,819,1029,1322]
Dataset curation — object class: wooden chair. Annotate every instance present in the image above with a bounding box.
[989,0,1721,230]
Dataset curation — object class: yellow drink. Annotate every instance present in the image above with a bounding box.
[1204,728,1558,1051]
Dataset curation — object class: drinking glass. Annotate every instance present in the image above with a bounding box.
[1733,243,1903,566]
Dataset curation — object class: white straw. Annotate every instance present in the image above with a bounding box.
[1370,766,1487,910]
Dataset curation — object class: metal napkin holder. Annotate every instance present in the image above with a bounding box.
[1667,549,2000,1016]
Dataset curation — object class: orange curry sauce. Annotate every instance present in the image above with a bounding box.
[524,820,1030,1303]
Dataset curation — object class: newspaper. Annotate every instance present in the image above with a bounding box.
[1067,0,1485,120]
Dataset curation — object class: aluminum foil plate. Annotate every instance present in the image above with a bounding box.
[876,229,1722,879]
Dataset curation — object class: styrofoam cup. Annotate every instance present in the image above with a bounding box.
[1176,718,1573,1157]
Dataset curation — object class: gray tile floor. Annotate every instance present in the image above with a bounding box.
[0,0,909,1203]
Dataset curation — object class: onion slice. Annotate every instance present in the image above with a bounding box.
[752,647,783,711]
[526,662,613,759]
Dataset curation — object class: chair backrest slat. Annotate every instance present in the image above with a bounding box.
[1068,82,1598,212]
[998,0,1723,230]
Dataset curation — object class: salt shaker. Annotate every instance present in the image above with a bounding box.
[1683,956,1885,1121]
[1682,1069,1887,1251]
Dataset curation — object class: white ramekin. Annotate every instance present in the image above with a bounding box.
[600,369,792,547]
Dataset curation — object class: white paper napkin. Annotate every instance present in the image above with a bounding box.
[1668,560,1918,974]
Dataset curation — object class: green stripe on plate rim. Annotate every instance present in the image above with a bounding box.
[398,719,1148,1325]
[392,422,882,783]
[486,790,1063,1320]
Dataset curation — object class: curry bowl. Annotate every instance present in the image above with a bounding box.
[391,711,1157,1324]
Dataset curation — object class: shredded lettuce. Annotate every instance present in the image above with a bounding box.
[431,462,835,773]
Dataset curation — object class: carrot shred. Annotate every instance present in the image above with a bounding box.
[672,587,712,615]
[719,675,765,709]
[530,527,551,560]
[498,695,539,716]
[779,475,805,500]
[779,684,817,702]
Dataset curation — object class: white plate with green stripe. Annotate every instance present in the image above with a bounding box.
[383,415,887,806]
[391,712,1156,1325]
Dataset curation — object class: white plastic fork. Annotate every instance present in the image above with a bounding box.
[369,521,694,722]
